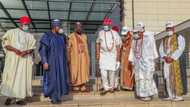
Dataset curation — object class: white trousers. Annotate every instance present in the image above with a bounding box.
[114,70,119,89]
[164,63,173,98]
[100,69,116,91]
[166,77,174,98]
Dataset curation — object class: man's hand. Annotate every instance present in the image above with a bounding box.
[4,45,31,57]
[14,49,22,56]
[163,56,174,63]
[166,57,174,63]
[19,51,27,57]
[20,50,33,57]
[5,45,22,56]
[163,56,167,60]
[43,63,49,71]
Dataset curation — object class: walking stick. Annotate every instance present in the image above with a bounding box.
[96,61,101,92]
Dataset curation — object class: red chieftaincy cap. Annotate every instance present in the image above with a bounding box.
[103,17,112,25]
[19,16,31,24]
[112,26,119,32]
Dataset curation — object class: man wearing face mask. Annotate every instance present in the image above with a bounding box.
[39,19,69,104]
[0,16,36,105]
[129,22,158,101]
[67,22,90,92]
[159,21,185,101]
[96,18,121,95]
[120,26,134,90]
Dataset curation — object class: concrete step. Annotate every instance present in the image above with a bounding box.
[1,95,190,107]
[28,85,190,107]
[40,91,135,101]
[1,79,187,106]
[29,99,190,107]
[1,86,190,107]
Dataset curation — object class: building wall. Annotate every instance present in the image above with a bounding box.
[123,0,190,92]
[124,0,190,33]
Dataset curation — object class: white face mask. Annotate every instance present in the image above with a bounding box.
[133,33,140,40]
[103,26,110,31]
[58,28,64,34]
[167,31,174,36]
[22,25,29,32]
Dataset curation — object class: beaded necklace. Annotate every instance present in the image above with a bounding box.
[134,35,143,60]
[104,30,115,52]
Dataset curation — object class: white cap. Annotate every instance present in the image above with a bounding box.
[135,22,145,32]
[166,21,174,28]
[76,22,82,26]
[136,22,145,28]
[121,26,130,35]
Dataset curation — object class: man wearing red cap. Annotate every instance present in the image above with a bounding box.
[96,18,121,95]
[0,16,36,105]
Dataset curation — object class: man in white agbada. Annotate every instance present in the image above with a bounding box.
[0,16,36,105]
[129,22,158,101]
[96,18,121,95]
[159,21,185,101]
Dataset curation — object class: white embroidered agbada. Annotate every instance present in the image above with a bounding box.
[129,31,158,97]
[97,30,121,71]
[96,29,121,90]
[0,28,36,99]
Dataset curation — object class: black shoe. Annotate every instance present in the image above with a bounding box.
[4,98,13,106]
[109,89,115,93]
[16,100,27,105]
[57,99,62,103]
[114,88,120,92]
[100,90,108,96]
[99,88,104,91]
[51,100,62,104]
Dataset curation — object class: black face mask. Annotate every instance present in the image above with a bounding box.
[76,28,82,34]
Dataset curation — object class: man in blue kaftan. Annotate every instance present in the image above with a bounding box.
[39,19,69,104]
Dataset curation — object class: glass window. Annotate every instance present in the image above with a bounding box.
[1,0,24,8]
[26,1,47,10]
[70,12,88,20]
[30,11,49,19]
[7,10,27,18]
